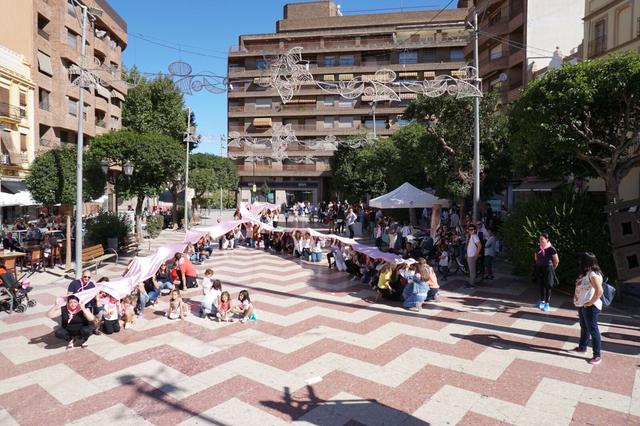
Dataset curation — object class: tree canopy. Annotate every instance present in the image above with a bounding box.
[401,90,511,201]
[188,153,239,207]
[122,66,190,142]
[509,52,640,202]
[88,130,184,214]
[25,147,105,207]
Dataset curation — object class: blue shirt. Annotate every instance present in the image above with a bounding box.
[67,279,95,294]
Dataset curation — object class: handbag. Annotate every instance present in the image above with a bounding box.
[600,279,616,306]
[551,269,559,288]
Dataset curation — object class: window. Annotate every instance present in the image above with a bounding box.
[110,115,119,129]
[323,117,334,128]
[255,59,268,69]
[67,97,78,117]
[399,51,418,64]
[67,0,76,17]
[364,118,385,129]
[450,48,465,61]
[339,55,354,66]
[39,88,50,111]
[490,44,502,60]
[255,98,272,108]
[323,96,335,106]
[338,98,352,107]
[109,61,119,77]
[37,14,50,40]
[20,133,27,154]
[398,118,413,126]
[95,110,106,127]
[323,56,336,66]
[424,49,436,62]
[67,28,77,49]
[593,19,607,55]
[338,116,353,128]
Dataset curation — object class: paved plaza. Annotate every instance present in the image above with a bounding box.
[0,229,639,425]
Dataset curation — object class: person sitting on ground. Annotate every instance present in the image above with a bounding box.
[234,226,245,247]
[136,277,159,315]
[174,252,198,290]
[402,272,429,312]
[310,237,323,262]
[155,262,174,294]
[272,232,283,253]
[101,294,121,334]
[232,289,254,323]
[301,233,312,260]
[47,295,95,349]
[166,289,188,320]
[217,291,233,322]
[119,295,136,328]
[201,279,222,318]
[375,263,396,302]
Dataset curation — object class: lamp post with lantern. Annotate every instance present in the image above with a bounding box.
[100,159,134,213]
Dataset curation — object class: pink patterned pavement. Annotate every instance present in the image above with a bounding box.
[1,230,639,425]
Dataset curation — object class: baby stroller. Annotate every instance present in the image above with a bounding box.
[0,271,36,314]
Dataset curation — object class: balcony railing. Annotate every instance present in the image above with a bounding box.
[38,28,50,40]
[96,119,106,128]
[588,37,608,58]
[0,102,21,120]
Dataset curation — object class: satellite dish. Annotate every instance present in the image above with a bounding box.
[499,73,508,82]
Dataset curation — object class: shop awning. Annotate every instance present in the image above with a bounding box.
[0,179,26,194]
[252,117,272,127]
[37,51,53,76]
[95,84,111,99]
[323,74,335,81]
[513,180,564,192]
[338,74,354,81]
[399,72,418,78]
[423,71,436,78]
[111,90,125,101]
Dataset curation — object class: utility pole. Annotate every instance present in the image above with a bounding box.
[472,11,481,223]
[74,4,88,278]
[371,101,377,138]
[219,134,224,219]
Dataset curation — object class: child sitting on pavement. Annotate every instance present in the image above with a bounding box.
[201,279,222,319]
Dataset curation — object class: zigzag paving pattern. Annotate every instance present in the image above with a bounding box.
[1,231,639,425]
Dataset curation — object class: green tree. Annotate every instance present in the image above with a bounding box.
[25,147,105,207]
[122,67,190,141]
[509,52,640,202]
[188,154,239,209]
[330,137,397,201]
[401,91,511,204]
[88,130,184,215]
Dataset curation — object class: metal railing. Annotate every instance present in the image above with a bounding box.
[0,102,21,120]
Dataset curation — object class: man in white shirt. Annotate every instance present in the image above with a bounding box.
[466,224,481,288]
[400,222,413,238]
[346,208,357,238]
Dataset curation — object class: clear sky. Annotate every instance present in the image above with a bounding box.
[109,0,458,155]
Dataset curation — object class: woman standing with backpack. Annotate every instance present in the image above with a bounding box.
[573,252,604,365]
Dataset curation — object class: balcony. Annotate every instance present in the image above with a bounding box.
[588,37,608,58]
[0,102,22,123]
[38,28,50,40]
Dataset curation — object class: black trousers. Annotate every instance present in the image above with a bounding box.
[348,224,355,238]
[535,264,554,303]
[102,319,121,334]
[55,325,92,342]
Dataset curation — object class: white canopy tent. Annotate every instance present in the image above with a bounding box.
[369,182,449,209]
[0,191,38,207]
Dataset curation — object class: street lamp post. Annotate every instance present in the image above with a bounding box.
[472,11,481,223]
[0,154,9,228]
[72,1,102,278]
[101,159,134,214]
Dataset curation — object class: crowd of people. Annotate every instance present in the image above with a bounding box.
[35,200,606,365]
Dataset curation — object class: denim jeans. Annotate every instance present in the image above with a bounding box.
[137,290,159,314]
[578,305,601,357]
[157,280,174,292]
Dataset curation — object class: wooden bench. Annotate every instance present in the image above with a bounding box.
[81,244,118,273]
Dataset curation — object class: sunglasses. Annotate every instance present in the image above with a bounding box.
[82,275,91,279]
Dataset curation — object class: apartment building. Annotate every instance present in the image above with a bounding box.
[228,1,469,205]
[0,1,36,180]
[584,0,640,58]
[583,0,640,201]
[460,0,583,103]
[0,0,127,160]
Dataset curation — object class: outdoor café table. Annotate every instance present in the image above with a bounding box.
[0,251,26,274]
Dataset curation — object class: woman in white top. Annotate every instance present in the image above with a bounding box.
[573,252,604,365]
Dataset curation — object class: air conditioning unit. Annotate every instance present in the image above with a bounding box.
[95,29,107,39]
